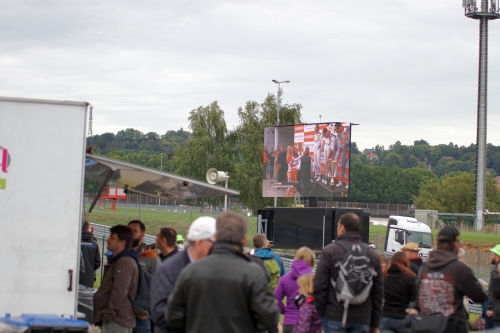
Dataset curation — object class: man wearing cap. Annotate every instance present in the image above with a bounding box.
[486,244,500,328]
[150,216,216,333]
[166,211,279,333]
[415,226,487,332]
[402,242,423,274]
[176,234,185,251]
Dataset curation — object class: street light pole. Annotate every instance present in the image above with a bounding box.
[272,79,290,207]
[463,0,499,231]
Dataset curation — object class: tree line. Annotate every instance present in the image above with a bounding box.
[86,93,500,214]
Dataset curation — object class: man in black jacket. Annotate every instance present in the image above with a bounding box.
[166,211,279,333]
[150,216,216,333]
[277,145,287,183]
[156,227,178,263]
[313,213,383,333]
[80,221,101,288]
[299,147,311,196]
[487,244,500,329]
[416,226,487,333]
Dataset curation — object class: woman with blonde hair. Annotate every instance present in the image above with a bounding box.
[275,247,315,333]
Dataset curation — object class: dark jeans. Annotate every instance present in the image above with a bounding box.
[379,317,411,333]
[322,318,369,333]
[133,317,151,333]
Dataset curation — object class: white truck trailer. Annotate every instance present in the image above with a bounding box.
[0,96,239,331]
[384,215,433,259]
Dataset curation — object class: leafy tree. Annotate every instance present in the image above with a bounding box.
[233,93,302,213]
[414,171,500,213]
[174,101,235,179]
[432,159,473,178]
[349,162,435,204]
[173,102,237,206]
[384,152,405,168]
[414,139,429,146]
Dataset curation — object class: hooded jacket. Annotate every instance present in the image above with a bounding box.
[275,260,313,325]
[94,249,139,328]
[488,263,500,326]
[254,247,286,276]
[80,230,101,288]
[313,232,383,329]
[382,264,416,319]
[417,249,487,333]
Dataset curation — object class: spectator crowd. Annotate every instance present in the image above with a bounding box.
[81,212,500,333]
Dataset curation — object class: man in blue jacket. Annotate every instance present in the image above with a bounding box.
[150,216,216,333]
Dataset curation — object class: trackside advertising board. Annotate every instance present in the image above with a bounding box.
[0,97,88,316]
[263,122,351,198]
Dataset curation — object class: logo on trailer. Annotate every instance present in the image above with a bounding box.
[0,146,10,190]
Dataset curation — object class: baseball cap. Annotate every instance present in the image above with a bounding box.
[402,242,420,251]
[437,226,460,243]
[176,234,184,242]
[490,244,500,257]
[187,216,216,242]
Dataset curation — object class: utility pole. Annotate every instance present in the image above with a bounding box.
[463,0,500,231]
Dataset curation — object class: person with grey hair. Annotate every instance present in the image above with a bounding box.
[166,211,280,333]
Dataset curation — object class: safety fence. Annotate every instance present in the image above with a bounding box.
[89,222,491,315]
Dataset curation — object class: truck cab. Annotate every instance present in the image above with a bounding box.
[384,215,433,259]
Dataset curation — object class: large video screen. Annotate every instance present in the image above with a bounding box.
[262,122,351,198]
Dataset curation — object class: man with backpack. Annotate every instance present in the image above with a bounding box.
[253,233,286,291]
[94,225,139,333]
[415,226,487,333]
[128,220,159,333]
[313,213,383,333]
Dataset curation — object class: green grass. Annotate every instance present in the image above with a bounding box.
[85,205,257,247]
[86,206,497,250]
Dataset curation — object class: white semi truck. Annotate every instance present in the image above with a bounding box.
[384,215,433,259]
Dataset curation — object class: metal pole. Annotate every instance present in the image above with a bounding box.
[474,0,492,231]
[463,1,500,231]
[274,83,280,208]
[224,179,228,212]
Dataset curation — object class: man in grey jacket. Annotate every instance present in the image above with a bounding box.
[150,216,216,333]
[166,211,279,333]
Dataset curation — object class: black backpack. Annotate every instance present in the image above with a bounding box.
[330,240,377,327]
[129,263,152,316]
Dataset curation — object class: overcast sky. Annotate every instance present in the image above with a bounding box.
[1,0,499,150]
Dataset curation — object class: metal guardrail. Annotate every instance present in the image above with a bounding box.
[87,224,485,316]
[90,222,157,246]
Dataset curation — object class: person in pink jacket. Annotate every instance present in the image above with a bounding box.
[274,247,315,333]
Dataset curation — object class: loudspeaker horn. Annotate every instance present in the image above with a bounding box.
[206,168,229,184]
